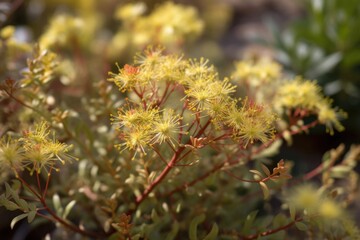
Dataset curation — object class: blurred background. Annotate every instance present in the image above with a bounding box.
[1,0,359,239]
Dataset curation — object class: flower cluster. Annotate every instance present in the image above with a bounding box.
[287,184,343,220]
[274,77,347,134]
[21,46,58,87]
[0,122,76,174]
[109,47,281,156]
[111,2,204,50]
[226,98,276,147]
[39,14,95,49]
[232,57,282,87]
[111,106,184,157]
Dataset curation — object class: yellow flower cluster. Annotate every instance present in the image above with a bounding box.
[232,58,282,87]
[0,122,76,174]
[39,14,93,49]
[0,137,24,171]
[0,26,31,70]
[110,47,279,154]
[112,2,204,48]
[274,77,346,134]
[226,98,276,147]
[109,47,185,93]
[111,106,184,157]
[21,46,58,87]
[288,184,343,220]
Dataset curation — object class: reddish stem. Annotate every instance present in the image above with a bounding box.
[241,217,303,240]
[132,119,212,211]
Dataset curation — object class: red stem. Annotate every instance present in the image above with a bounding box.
[241,217,303,240]
[132,119,212,211]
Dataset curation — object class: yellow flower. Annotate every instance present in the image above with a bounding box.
[108,64,142,92]
[151,109,186,146]
[319,199,342,219]
[288,185,321,213]
[316,99,347,135]
[0,137,24,170]
[275,77,322,111]
[232,58,282,87]
[226,99,276,147]
[20,121,76,173]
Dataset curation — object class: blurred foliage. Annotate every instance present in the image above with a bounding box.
[272,0,360,112]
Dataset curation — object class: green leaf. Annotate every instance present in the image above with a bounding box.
[63,200,76,219]
[0,197,20,211]
[151,208,159,222]
[27,210,36,223]
[295,222,308,232]
[261,164,271,177]
[259,182,270,200]
[28,203,37,212]
[203,223,218,240]
[189,214,205,240]
[241,210,258,234]
[11,213,28,229]
[306,52,342,77]
[289,204,296,221]
[16,199,29,211]
[11,179,22,191]
[52,194,63,215]
[165,221,179,240]
[5,182,19,201]
[273,213,288,228]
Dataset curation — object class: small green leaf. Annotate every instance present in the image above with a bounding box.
[11,180,22,191]
[241,210,258,234]
[16,199,29,211]
[165,221,179,240]
[28,203,37,212]
[0,198,19,211]
[11,213,28,229]
[63,200,76,219]
[289,204,296,221]
[295,222,308,231]
[273,213,288,228]
[189,214,205,240]
[259,182,270,200]
[307,52,342,77]
[5,182,20,202]
[27,210,36,223]
[52,194,63,215]
[151,208,159,222]
[203,223,218,240]
[261,164,271,177]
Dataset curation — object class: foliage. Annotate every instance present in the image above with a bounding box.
[271,0,360,132]
[1,1,360,239]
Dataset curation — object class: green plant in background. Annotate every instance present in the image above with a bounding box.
[1,1,360,239]
[271,0,360,131]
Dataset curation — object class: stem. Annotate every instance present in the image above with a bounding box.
[241,217,303,240]
[132,119,212,211]
[36,171,42,193]
[18,171,105,238]
[39,198,104,239]
[16,173,42,199]
[165,162,225,197]
[43,167,53,198]
[224,170,264,183]
[4,89,51,120]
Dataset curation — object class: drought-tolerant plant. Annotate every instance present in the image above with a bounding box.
[1,1,359,239]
